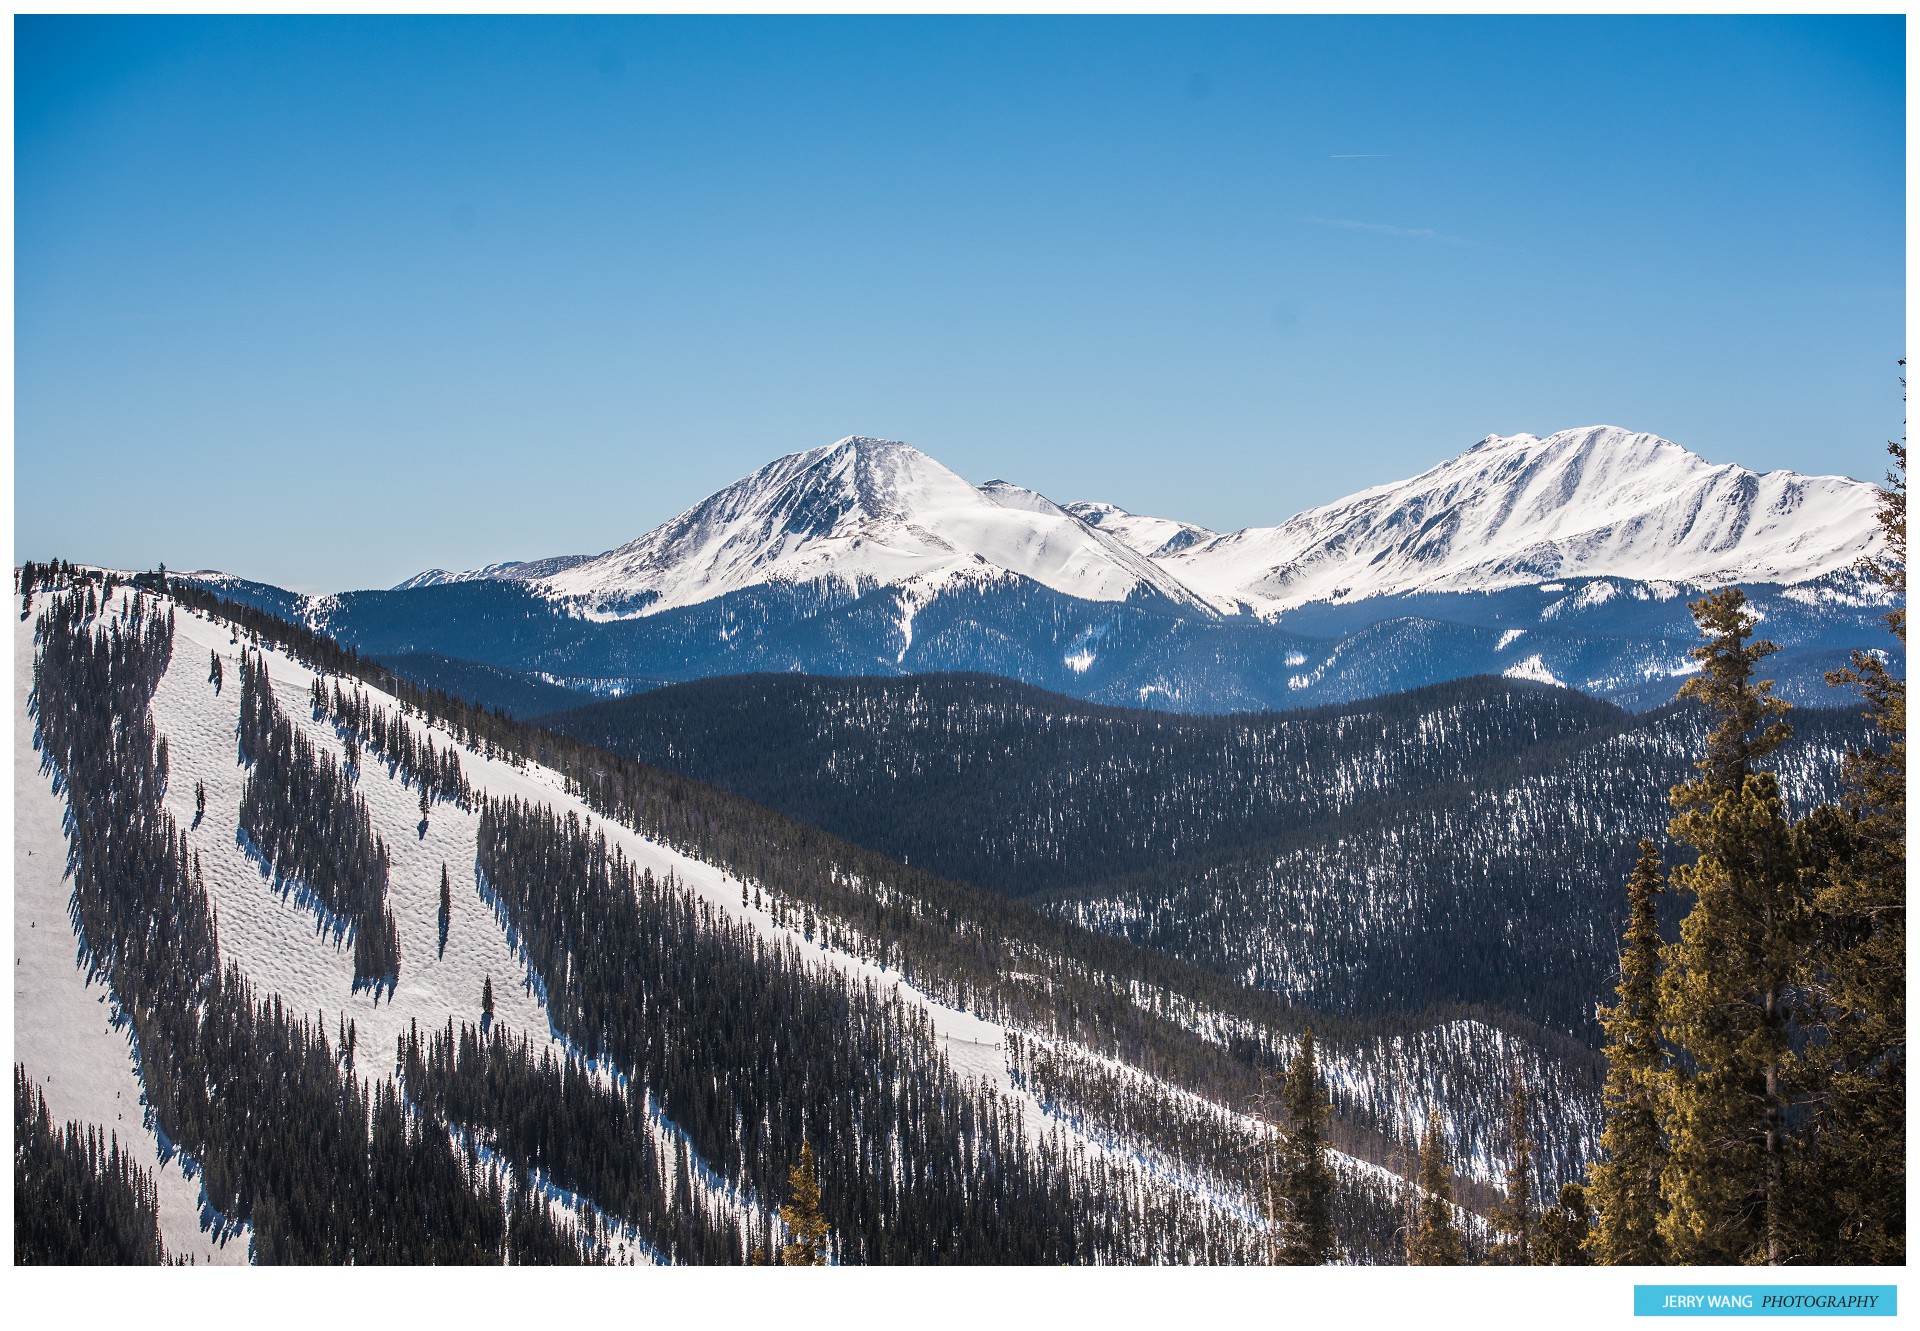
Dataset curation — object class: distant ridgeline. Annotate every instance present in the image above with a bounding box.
[185,566,1897,719]
[179,427,1901,717]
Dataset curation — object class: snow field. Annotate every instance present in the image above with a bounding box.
[13,596,247,1264]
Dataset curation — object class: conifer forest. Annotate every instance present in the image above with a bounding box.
[10,442,1904,1268]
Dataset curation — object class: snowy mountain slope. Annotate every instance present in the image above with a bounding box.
[21,592,768,1258]
[396,426,1883,621]
[13,613,247,1265]
[332,425,1895,713]
[37,578,1475,1258]
[1159,427,1885,615]
[501,437,1215,620]
[1065,501,1217,559]
[393,553,594,591]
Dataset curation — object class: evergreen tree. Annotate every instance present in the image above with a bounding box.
[1488,1071,1535,1265]
[438,864,453,959]
[778,1141,830,1266]
[1276,1028,1335,1265]
[1536,1183,1594,1266]
[1798,424,1905,1263]
[1588,839,1670,1265]
[481,976,495,1028]
[1405,1108,1465,1266]
[1658,588,1803,1265]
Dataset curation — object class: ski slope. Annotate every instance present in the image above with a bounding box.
[26,583,1382,1260]
[14,601,245,1263]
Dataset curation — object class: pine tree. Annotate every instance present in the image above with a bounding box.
[1658,588,1803,1265]
[1588,838,1670,1265]
[438,864,453,959]
[1536,1183,1594,1266]
[778,1141,830,1266]
[1406,1107,1465,1265]
[1488,1071,1535,1265]
[1798,422,1905,1263]
[1276,1028,1335,1265]
[481,976,495,1028]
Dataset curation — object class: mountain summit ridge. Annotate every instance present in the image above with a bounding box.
[398,426,1883,619]
[1158,425,1881,614]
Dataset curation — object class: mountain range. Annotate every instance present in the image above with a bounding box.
[197,427,1897,715]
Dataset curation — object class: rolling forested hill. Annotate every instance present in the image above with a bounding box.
[539,672,1871,1039]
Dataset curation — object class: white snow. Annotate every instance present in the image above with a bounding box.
[1495,629,1526,651]
[389,427,1882,629]
[1158,427,1885,614]
[1501,653,1563,687]
[527,438,1214,619]
[14,595,248,1264]
[1063,501,1217,560]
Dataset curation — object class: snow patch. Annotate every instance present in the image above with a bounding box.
[1501,653,1563,687]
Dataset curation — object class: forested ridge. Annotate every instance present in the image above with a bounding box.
[538,671,1632,897]
[537,669,1865,1041]
[151,569,1573,1205]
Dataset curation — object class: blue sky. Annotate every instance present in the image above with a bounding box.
[16,14,1906,592]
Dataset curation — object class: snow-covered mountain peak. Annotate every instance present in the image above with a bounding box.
[1161,426,1885,615]
[528,436,1215,619]
[393,424,1881,623]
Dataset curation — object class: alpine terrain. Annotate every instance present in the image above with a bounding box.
[196,426,1894,716]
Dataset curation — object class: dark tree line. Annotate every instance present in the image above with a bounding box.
[537,671,1625,900]
[15,1066,166,1265]
[1031,695,1862,1037]
[28,578,593,1264]
[238,651,400,987]
[401,1019,743,1264]
[475,796,1266,1264]
[315,675,473,811]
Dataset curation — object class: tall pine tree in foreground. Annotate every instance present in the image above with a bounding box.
[1406,1108,1465,1266]
[1588,839,1670,1265]
[1799,428,1906,1263]
[1277,1028,1335,1265]
[1658,588,1802,1265]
